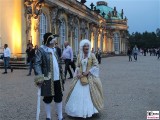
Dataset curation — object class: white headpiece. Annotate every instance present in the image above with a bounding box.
[79,39,91,60]
[49,37,57,44]
[45,34,59,45]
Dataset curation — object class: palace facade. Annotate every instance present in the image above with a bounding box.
[0,0,128,57]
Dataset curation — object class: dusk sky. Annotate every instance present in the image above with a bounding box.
[78,0,160,34]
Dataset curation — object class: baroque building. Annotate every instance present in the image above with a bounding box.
[0,0,128,57]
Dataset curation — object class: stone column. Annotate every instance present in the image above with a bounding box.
[100,33,104,51]
[112,38,114,52]
[119,37,121,53]
[94,31,97,51]
[90,32,94,49]
[122,39,124,52]
[70,30,73,48]
[103,33,107,52]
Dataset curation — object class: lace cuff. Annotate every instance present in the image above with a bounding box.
[34,72,52,86]
[34,74,44,86]
[74,67,80,77]
[89,66,99,77]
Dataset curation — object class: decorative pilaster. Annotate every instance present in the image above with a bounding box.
[24,0,44,45]
[68,14,75,46]
[100,32,104,51]
[80,19,88,39]
[49,7,58,34]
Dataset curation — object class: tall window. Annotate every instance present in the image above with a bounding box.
[60,19,66,49]
[40,13,47,45]
[74,27,79,55]
[114,33,120,53]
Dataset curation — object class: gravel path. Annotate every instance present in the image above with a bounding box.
[0,55,159,120]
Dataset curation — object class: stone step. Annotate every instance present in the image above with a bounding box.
[0,60,29,69]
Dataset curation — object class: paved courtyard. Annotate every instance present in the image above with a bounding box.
[0,55,160,120]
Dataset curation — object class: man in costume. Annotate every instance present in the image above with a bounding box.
[34,32,64,120]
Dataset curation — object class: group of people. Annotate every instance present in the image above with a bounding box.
[92,48,102,64]
[127,45,139,62]
[26,41,39,76]
[34,32,104,120]
[139,48,160,56]
[127,45,160,61]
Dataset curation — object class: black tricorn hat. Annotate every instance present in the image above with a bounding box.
[43,32,59,45]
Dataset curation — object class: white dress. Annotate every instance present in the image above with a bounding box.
[65,58,98,118]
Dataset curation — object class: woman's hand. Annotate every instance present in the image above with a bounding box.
[82,71,90,76]
[77,73,83,79]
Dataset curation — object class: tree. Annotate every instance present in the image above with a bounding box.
[156,28,160,37]
[128,30,160,49]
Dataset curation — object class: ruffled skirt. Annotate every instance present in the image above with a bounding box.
[65,80,98,118]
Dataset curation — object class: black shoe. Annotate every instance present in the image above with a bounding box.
[46,118,51,120]
[27,73,31,76]
[58,118,64,120]
[11,68,13,72]
[2,72,7,74]
[67,77,73,79]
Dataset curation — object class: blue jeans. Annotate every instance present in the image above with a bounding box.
[4,57,11,72]
[134,53,137,61]
[128,55,132,61]
[28,61,36,75]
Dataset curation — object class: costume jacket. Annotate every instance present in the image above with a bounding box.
[34,46,64,96]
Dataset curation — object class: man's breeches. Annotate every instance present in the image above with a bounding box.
[43,80,63,103]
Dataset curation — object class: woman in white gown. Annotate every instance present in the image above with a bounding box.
[65,39,104,118]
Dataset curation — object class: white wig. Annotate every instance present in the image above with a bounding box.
[79,39,91,60]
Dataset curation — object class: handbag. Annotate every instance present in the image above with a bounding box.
[80,76,88,85]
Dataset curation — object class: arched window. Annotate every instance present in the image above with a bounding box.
[60,19,66,49]
[40,13,47,45]
[74,27,79,55]
[114,33,120,54]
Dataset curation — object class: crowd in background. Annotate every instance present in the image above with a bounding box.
[25,39,103,76]
[127,45,160,61]
[2,40,159,76]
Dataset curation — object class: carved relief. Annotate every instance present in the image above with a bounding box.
[68,14,75,31]
[80,19,88,33]
[24,0,44,33]
[49,7,58,33]
[26,15,32,34]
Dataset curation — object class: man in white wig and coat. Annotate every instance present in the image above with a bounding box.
[65,39,104,118]
[34,32,64,120]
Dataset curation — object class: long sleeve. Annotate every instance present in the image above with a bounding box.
[34,49,43,75]
[4,48,11,57]
[8,48,11,57]
[61,49,65,59]
[73,54,80,77]
[70,47,73,61]
[89,53,99,77]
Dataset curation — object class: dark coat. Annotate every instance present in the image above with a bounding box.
[127,49,132,55]
[26,49,35,63]
[34,47,51,77]
[34,47,64,96]
[55,47,62,58]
